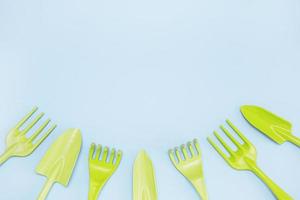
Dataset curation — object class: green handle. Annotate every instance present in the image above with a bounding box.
[285,134,300,147]
[37,179,54,200]
[88,183,104,200]
[192,178,208,200]
[250,164,293,200]
[0,150,12,165]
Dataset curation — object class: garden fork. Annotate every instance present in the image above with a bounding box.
[88,143,122,200]
[169,139,208,200]
[208,119,293,200]
[0,107,56,165]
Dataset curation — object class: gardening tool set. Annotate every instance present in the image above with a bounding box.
[0,105,297,199]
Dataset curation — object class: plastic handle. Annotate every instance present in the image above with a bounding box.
[285,134,300,147]
[37,179,55,200]
[88,183,104,200]
[191,178,208,200]
[250,164,293,200]
[0,150,12,165]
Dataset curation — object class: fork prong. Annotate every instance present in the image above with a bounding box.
[33,124,56,148]
[21,112,44,135]
[193,139,201,156]
[226,119,251,145]
[89,143,96,159]
[102,147,109,162]
[115,150,122,166]
[29,119,50,142]
[220,126,243,149]
[109,148,116,163]
[15,107,38,129]
[187,142,195,156]
[180,145,189,159]
[213,131,235,155]
[95,145,102,159]
[207,137,230,163]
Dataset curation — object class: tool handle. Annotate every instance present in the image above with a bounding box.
[285,134,300,147]
[0,149,13,165]
[88,183,104,200]
[192,178,208,200]
[250,164,293,200]
[37,179,54,200]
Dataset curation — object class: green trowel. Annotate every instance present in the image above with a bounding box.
[133,150,158,200]
[241,105,300,147]
[35,128,82,200]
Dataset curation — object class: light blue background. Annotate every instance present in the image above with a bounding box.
[0,0,299,199]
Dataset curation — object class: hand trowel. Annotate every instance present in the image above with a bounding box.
[35,128,82,200]
[241,105,300,147]
[133,150,158,200]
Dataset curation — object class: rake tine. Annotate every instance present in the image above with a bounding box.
[95,145,102,160]
[180,145,189,159]
[214,131,235,155]
[187,142,195,157]
[175,147,182,162]
[109,148,116,163]
[15,107,38,129]
[207,137,230,163]
[169,150,176,164]
[22,112,44,135]
[115,150,122,166]
[89,143,96,159]
[220,125,243,149]
[29,119,50,142]
[33,124,56,148]
[226,119,251,145]
[193,139,201,156]
[102,147,109,161]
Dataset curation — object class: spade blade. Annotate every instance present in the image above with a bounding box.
[36,128,82,186]
[241,105,292,144]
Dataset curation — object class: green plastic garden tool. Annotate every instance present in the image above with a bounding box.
[208,120,293,200]
[0,107,56,165]
[36,128,82,200]
[133,150,158,200]
[88,143,122,200]
[169,139,208,200]
[241,105,300,147]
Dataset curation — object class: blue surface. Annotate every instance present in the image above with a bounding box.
[0,0,300,199]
